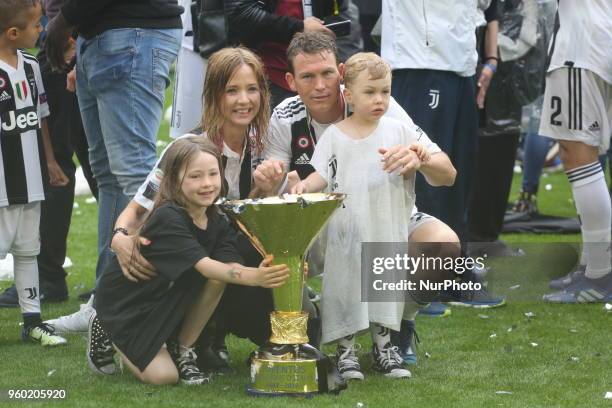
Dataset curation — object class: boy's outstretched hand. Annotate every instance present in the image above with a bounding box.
[256,255,290,288]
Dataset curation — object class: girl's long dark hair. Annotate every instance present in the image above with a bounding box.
[130,136,225,265]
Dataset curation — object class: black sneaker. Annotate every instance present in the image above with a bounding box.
[195,345,234,374]
[335,344,364,381]
[0,285,18,308]
[511,191,538,215]
[87,312,116,375]
[169,342,210,385]
[371,343,411,378]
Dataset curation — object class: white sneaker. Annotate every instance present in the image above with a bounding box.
[45,294,94,333]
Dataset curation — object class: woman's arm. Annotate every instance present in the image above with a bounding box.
[111,200,156,282]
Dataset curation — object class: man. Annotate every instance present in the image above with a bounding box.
[540,0,612,303]
[42,0,182,329]
[252,32,460,369]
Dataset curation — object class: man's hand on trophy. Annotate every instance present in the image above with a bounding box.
[111,232,157,282]
[253,159,286,195]
[255,255,290,288]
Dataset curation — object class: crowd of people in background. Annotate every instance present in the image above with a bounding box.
[0,0,610,387]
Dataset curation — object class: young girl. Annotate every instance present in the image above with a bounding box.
[91,137,289,385]
[292,53,441,380]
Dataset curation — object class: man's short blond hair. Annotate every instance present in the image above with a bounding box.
[343,52,391,88]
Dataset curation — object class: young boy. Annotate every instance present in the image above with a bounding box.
[292,53,455,380]
[0,0,68,346]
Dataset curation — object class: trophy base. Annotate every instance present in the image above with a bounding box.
[247,343,346,397]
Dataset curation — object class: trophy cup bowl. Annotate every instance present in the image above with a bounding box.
[219,193,346,396]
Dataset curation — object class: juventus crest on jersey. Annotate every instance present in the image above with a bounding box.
[0,50,50,208]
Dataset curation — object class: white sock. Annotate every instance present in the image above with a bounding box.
[13,255,40,314]
[338,333,355,350]
[567,162,611,279]
[370,324,391,349]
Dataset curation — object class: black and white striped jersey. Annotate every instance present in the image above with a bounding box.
[0,50,50,208]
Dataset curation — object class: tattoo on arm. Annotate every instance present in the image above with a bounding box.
[228,267,241,280]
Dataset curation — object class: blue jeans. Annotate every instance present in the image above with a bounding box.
[76,28,181,278]
[521,132,554,194]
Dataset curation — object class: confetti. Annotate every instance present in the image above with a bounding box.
[513,165,522,174]
[489,333,497,339]
[356,403,364,408]
[85,197,97,204]
[605,392,612,399]
[507,327,513,333]
[545,184,552,191]
[509,284,521,290]
[569,329,578,333]
[524,312,536,318]
[568,356,579,362]
[47,369,56,377]
[425,352,431,359]
[156,140,168,148]
[73,202,79,209]
[530,342,538,347]
[478,314,490,319]
[604,303,612,311]
[495,391,513,395]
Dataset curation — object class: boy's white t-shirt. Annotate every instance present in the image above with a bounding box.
[310,116,440,344]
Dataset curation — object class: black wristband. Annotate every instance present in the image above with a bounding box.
[112,227,129,239]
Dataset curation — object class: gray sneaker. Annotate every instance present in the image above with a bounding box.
[549,264,586,290]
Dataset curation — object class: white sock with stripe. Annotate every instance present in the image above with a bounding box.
[567,162,611,279]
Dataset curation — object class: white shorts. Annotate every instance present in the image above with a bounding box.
[0,202,41,259]
[169,47,207,139]
[539,67,612,154]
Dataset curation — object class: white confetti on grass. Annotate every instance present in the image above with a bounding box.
[356,403,364,408]
[604,392,612,399]
[530,342,539,347]
[47,369,56,377]
[524,312,536,318]
[495,391,513,395]
[604,303,612,311]
[489,333,497,339]
[85,196,97,204]
[509,284,521,290]
[545,184,552,191]
[73,202,79,209]
[478,314,490,319]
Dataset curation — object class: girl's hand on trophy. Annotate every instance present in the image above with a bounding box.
[257,255,290,288]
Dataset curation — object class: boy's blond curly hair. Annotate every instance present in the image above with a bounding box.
[343,52,391,89]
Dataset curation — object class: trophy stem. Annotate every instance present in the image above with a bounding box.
[271,255,304,312]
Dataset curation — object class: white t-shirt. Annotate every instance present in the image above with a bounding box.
[547,0,612,84]
[311,117,440,343]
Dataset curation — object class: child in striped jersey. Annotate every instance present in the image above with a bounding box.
[0,0,69,346]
